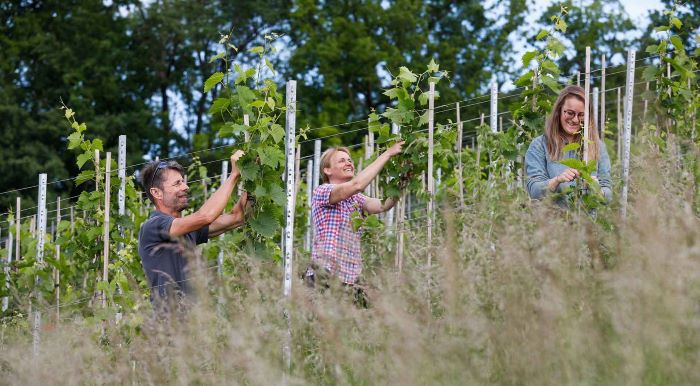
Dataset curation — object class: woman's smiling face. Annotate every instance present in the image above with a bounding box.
[559,96,585,140]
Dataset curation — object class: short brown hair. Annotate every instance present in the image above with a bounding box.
[319,146,351,183]
[141,160,185,204]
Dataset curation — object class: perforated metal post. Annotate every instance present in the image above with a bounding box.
[54,196,60,320]
[592,86,599,141]
[118,136,126,246]
[282,80,297,373]
[621,50,635,219]
[600,55,606,140]
[283,80,297,298]
[102,153,111,307]
[386,123,400,232]
[305,160,313,251]
[617,87,622,161]
[312,140,321,191]
[15,197,20,261]
[583,47,591,164]
[2,219,12,312]
[427,82,435,267]
[217,160,228,276]
[456,103,464,206]
[490,82,498,133]
[33,173,47,356]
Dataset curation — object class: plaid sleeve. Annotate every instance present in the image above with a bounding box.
[313,183,335,207]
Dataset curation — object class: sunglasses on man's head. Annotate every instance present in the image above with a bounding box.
[148,161,169,190]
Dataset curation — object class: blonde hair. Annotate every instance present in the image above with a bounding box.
[319,146,351,183]
[545,85,599,161]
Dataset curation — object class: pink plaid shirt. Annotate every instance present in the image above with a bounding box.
[312,183,367,284]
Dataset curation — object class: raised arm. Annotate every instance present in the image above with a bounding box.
[169,150,243,237]
[329,141,404,205]
[208,192,249,237]
[363,196,398,215]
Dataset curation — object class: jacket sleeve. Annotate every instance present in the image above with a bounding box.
[525,137,552,199]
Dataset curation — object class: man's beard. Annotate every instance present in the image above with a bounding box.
[166,193,189,212]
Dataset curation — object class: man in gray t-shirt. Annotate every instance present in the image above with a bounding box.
[138,151,247,309]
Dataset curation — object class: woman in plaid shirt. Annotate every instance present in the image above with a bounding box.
[308,141,405,299]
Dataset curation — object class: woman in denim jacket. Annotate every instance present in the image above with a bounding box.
[525,85,612,204]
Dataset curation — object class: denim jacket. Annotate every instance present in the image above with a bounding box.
[525,135,612,202]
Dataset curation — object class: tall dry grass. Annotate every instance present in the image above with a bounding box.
[1,140,699,385]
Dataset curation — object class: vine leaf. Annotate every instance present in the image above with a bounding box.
[562,142,580,153]
[204,72,224,93]
[258,146,285,168]
[249,211,278,238]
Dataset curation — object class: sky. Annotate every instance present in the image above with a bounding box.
[498,0,667,90]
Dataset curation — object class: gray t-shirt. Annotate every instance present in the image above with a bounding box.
[138,211,209,302]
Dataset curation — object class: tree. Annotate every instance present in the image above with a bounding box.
[0,0,158,210]
[535,0,635,77]
[285,0,527,149]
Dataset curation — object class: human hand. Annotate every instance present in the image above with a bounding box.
[555,168,579,184]
[384,141,405,157]
[230,150,244,176]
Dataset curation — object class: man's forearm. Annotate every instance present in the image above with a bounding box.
[197,171,239,221]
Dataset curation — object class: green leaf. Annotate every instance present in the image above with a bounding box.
[560,158,585,170]
[383,88,400,99]
[554,18,567,32]
[270,124,285,144]
[398,67,418,83]
[541,60,560,75]
[92,138,103,151]
[645,44,659,54]
[670,17,682,30]
[250,100,266,108]
[209,98,231,114]
[67,132,83,150]
[267,183,286,207]
[670,35,684,53]
[208,52,225,63]
[427,58,439,72]
[522,50,538,67]
[204,72,224,93]
[219,123,246,138]
[266,97,276,110]
[535,29,549,40]
[562,142,580,153]
[76,152,92,169]
[514,70,534,87]
[540,75,561,93]
[655,25,670,32]
[265,58,275,74]
[75,170,95,186]
[258,146,285,169]
[239,160,260,181]
[418,92,429,106]
[418,111,429,126]
[642,65,658,81]
[236,86,256,108]
[249,211,279,238]
[248,46,264,54]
